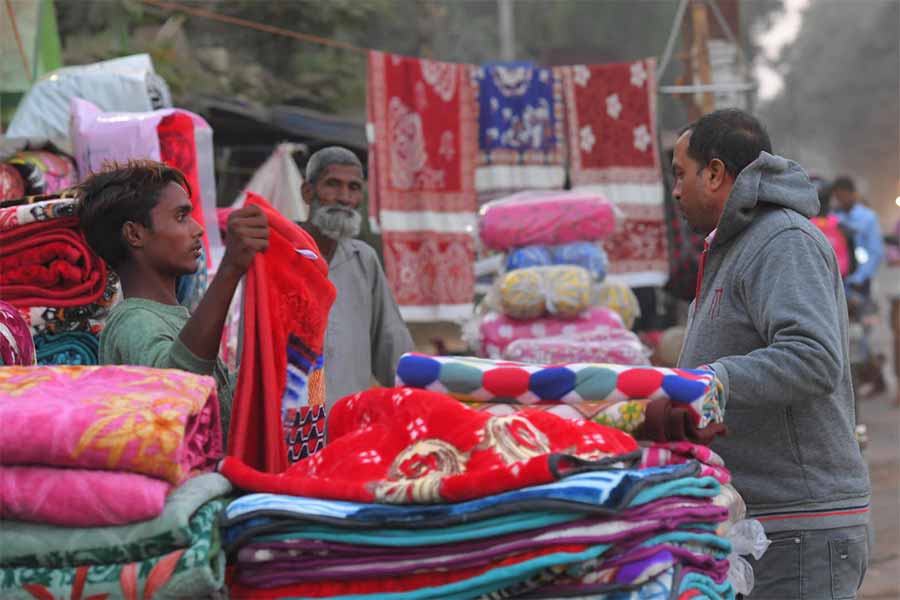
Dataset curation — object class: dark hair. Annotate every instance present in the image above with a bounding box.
[681,108,772,179]
[78,160,191,268]
[831,176,856,192]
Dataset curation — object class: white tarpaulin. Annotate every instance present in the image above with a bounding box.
[231,142,307,223]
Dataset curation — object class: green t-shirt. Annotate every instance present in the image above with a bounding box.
[99,298,234,438]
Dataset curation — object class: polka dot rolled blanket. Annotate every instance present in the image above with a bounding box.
[395,353,724,430]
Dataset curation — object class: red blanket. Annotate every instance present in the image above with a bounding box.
[220,386,638,503]
[367,50,477,321]
[0,217,107,308]
[563,60,667,286]
[228,194,336,474]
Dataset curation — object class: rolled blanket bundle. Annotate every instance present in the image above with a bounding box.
[7,150,77,195]
[0,164,25,201]
[498,265,592,320]
[0,217,108,309]
[395,353,725,432]
[594,280,641,329]
[507,241,608,281]
[33,331,99,365]
[479,306,625,358]
[502,327,650,366]
[479,190,618,251]
[0,300,35,366]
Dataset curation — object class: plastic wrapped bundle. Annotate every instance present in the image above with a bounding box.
[0,164,26,201]
[506,241,608,280]
[503,326,650,365]
[552,241,608,280]
[594,281,641,329]
[478,305,625,358]
[497,265,591,320]
[479,190,618,251]
[8,151,77,195]
[505,245,552,271]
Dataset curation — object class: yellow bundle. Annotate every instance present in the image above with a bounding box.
[498,265,591,320]
[594,281,641,329]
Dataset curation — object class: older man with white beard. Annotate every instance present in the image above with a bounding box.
[300,146,414,412]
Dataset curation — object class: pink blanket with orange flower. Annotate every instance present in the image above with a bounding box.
[0,365,223,485]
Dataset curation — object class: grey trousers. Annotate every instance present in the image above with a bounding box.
[742,525,869,600]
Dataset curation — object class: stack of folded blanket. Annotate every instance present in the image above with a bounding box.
[396,353,726,443]
[472,190,652,364]
[218,387,735,599]
[0,193,120,365]
[0,365,231,599]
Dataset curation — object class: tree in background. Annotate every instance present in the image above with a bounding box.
[54,0,783,126]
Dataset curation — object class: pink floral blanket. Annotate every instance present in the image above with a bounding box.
[0,365,223,485]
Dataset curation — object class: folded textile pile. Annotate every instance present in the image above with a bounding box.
[220,388,734,599]
[470,189,653,366]
[396,353,725,443]
[0,194,120,364]
[0,365,229,599]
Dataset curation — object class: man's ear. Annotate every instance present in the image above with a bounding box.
[301,182,314,207]
[122,221,145,249]
[706,158,729,191]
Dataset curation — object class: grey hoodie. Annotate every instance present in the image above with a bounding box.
[678,152,870,533]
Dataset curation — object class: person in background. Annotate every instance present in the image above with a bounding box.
[832,176,886,396]
[672,109,869,599]
[79,160,270,437]
[299,146,414,412]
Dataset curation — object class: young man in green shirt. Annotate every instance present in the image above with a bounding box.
[79,160,269,437]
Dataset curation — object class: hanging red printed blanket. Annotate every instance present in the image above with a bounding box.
[563,59,668,286]
[367,51,477,322]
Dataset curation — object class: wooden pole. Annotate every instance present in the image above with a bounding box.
[690,1,715,115]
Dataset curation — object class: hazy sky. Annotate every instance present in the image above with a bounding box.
[755,0,810,101]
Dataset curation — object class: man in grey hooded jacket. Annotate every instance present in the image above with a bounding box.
[673,109,870,599]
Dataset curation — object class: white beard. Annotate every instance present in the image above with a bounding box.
[310,201,362,240]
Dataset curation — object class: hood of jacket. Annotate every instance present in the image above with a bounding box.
[714,151,819,247]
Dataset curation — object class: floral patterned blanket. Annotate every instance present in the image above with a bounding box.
[220,386,639,504]
[0,366,223,485]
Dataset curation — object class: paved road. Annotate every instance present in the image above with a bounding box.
[858,390,900,599]
[859,266,899,599]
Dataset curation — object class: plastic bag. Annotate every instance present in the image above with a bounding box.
[479,189,619,251]
[725,519,771,596]
[503,327,650,365]
[8,54,171,141]
[478,306,625,358]
[506,241,608,281]
[593,281,641,329]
